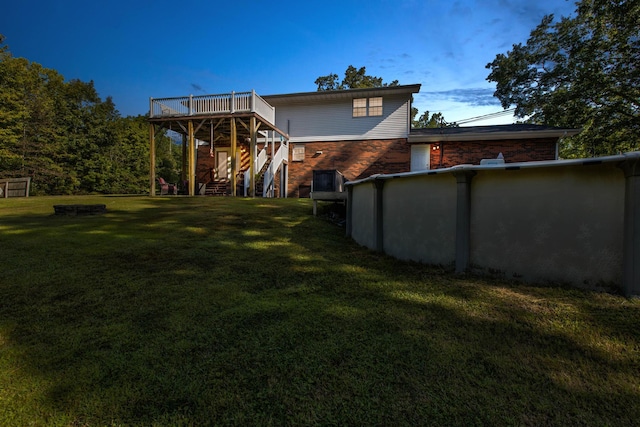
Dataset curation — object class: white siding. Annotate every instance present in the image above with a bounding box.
[273,94,410,142]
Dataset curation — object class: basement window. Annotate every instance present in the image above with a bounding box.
[353,97,383,117]
[292,144,305,161]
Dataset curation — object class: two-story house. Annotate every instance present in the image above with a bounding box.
[148,85,578,197]
[263,84,420,197]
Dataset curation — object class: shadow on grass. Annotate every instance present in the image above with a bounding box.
[0,196,639,425]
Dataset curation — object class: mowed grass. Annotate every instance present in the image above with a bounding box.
[0,195,639,426]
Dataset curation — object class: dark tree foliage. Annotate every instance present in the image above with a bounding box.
[486,0,640,158]
[411,109,457,128]
[315,65,399,91]
[0,35,179,195]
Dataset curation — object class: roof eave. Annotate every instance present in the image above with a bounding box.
[263,84,422,104]
[408,128,582,143]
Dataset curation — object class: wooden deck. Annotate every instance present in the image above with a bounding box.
[148,90,289,197]
[149,91,275,124]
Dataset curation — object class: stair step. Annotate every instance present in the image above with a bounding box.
[205,180,230,196]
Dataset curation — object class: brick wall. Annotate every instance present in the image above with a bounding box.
[196,138,557,197]
[429,138,557,169]
[288,138,410,197]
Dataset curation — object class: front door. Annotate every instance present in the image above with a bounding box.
[216,151,230,179]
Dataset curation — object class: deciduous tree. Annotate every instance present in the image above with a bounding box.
[486,0,640,157]
[411,110,456,128]
[0,34,167,195]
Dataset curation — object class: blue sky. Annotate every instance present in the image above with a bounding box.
[2,0,576,125]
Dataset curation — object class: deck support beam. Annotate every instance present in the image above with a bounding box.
[181,134,187,186]
[149,123,156,196]
[249,116,257,197]
[188,120,195,196]
[230,118,237,196]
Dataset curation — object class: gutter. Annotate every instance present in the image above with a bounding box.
[408,128,582,143]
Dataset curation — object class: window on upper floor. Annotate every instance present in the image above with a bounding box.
[368,97,383,116]
[353,98,367,117]
[353,97,383,117]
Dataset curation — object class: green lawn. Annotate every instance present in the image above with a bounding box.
[0,196,639,426]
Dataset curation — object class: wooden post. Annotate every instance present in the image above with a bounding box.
[270,131,275,197]
[281,162,287,198]
[230,118,237,196]
[249,116,257,197]
[181,134,187,186]
[188,120,195,196]
[149,123,156,196]
[283,140,289,197]
[346,184,353,237]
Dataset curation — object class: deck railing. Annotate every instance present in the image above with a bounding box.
[149,90,275,124]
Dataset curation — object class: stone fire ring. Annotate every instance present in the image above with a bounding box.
[53,204,107,216]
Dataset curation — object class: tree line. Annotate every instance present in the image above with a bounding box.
[0,35,179,195]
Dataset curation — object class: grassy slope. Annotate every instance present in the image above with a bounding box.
[0,196,638,426]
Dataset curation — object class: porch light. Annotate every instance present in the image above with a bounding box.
[432,143,440,151]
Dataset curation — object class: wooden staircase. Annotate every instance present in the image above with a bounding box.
[204,180,231,196]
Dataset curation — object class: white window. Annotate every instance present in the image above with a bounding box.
[353,97,383,117]
[292,144,305,161]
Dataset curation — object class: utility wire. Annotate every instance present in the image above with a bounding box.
[455,108,516,125]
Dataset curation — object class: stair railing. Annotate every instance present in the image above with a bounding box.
[244,145,270,196]
[263,140,289,197]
